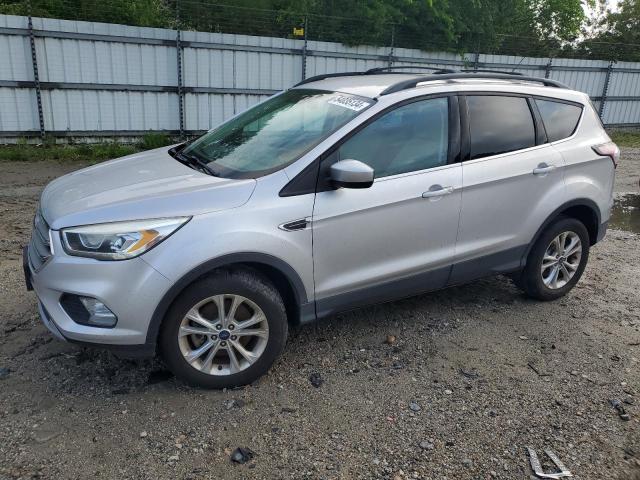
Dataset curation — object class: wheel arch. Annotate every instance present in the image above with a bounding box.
[523,198,602,264]
[145,253,312,350]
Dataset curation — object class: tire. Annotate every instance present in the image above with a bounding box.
[159,269,288,389]
[518,216,590,301]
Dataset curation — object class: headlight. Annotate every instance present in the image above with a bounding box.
[60,217,189,260]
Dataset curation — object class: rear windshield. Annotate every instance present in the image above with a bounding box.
[183,89,373,179]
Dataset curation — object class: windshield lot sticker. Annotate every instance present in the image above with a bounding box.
[328,96,370,112]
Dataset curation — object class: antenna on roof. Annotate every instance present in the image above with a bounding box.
[510,57,526,73]
[460,69,523,76]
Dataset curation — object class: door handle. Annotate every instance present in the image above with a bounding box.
[533,163,556,175]
[422,185,454,198]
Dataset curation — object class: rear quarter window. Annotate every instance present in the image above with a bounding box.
[535,99,583,142]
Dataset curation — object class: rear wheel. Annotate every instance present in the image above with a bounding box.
[518,216,590,301]
[159,269,288,388]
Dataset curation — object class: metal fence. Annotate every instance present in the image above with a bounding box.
[1,10,639,142]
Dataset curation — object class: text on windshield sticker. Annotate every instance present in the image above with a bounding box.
[327,95,370,112]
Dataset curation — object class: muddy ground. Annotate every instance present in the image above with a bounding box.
[0,150,639,480]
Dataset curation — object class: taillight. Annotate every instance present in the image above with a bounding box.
[592,142,620,168]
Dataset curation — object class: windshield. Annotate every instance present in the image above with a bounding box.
[182,89,373,178]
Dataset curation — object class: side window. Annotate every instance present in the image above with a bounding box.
[536,99,583,142]
[337,97,449,178]
[467,96,536,160]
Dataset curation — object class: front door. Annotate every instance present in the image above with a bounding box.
[311,96,463,317]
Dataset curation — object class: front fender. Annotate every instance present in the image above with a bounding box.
[140,206,315,348]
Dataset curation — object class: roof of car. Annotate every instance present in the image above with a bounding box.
[291,69,582,101]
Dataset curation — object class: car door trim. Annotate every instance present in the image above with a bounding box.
[460,142,555,168]
[315,264,452,319]
[448,244,527,285]
[527,96,548,145]
[314,242,528,319]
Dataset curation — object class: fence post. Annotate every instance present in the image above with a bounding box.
[175,1,185,139]
[544,58,552,79]
[473,36,480,71]
[387,24,395,68]
[27,12,45,140]
[301,16,308,81]
[598,60,614,121]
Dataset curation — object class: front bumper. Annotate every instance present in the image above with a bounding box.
[26,235,172,354]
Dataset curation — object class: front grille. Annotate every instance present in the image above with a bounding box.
[28,208,52,271]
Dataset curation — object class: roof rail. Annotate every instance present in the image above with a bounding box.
[294,66,461,87]
[295,71,368,87]
[379,72,569,95]
[459,69,524,76]
[366,66,457,74]
[293,69,569,93]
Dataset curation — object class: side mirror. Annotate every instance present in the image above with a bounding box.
[330,159,374,189]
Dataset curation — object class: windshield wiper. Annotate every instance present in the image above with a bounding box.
[169,145,218,177]
[181,151,219,177]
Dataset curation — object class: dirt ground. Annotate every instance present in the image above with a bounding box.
[0,150,639,480]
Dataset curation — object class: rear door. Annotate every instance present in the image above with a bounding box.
[450,94,565,283]
[312,96,463,317]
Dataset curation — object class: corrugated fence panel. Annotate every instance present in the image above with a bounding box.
[0,87,39,132]
[35,36,177,85]
[40,90,179,131]
[184,93,269,131]
[306,40,388,77]
[0,16,32,87]
[0,13,639,139]
[603,101,640,125]
[478,53,549,74]
[608,62,640,97]
[550,58,609,97]
[182,30,303,90]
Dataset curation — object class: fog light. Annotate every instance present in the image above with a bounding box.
[79,297,117,328]
[60,293,118,328]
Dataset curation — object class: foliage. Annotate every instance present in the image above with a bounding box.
[0,0,172,27]
[610,129,640,148]
[0,0,631,59]
[579,0,640,61]
[141,132,174,150]
[0,142,139,162]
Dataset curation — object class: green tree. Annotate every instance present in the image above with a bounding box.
[0,0,172,27]
[579,0,640,60]
[0,0,594,57]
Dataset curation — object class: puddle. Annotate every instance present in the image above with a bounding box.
[610,193,640,233]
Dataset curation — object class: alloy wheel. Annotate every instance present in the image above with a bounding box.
[540,231,582,289]
[177,294,269,376]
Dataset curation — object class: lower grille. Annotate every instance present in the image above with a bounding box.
[28,208,52,271]
[60,294,91,325]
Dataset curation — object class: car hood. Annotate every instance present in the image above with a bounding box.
[40,146,257,229]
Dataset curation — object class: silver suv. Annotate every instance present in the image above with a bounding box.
[25,69,618,388]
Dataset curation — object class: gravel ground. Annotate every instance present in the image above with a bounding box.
[0,149,639,480]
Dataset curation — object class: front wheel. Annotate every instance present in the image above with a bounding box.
[159,269,288,389]
[518,216,590,301]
